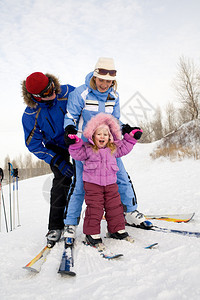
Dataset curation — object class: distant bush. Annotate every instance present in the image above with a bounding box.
[150,119,200,161]
[150,144,200,161]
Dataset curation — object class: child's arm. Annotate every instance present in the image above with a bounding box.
[68,135,88,161]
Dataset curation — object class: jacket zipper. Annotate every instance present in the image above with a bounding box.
[45,117,55,133]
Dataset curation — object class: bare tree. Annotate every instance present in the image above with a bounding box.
[4,155,11,170]
[164,102,178,134]
[174,56,200,121]
[140,106,163,142]
[140,119,154,143]
[151,106,163,141]
[16,154,24,169]
[23,153,33,169]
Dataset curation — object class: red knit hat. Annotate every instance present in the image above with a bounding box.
[25,72,49,94]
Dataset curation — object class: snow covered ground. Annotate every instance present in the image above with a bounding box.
[1,142,200,300]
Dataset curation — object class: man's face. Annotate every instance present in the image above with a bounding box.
[41,90,56,101]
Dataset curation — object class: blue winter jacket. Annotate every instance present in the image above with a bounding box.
[63,72,120,141]
[22,84,75,164]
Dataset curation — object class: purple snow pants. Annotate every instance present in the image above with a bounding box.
[83,182,125,235]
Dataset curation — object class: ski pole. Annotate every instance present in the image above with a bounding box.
[14,169,20,227]
[8,163,12,231]
[0,168,8,232]
[2,191,8,233]
[0,168,2,232]
[1,184,8,233]
[12,175,16,230]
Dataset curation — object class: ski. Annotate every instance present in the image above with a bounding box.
[150,225,200,238]
[23,239,57,273]
[83,241,123,259]
[23,245,51,273]
[144,242,159,249]
[104,213,195,223]
[58,237,76,276]
[129,221,200,238]
[145,212,195,223]
[106,233,158,249]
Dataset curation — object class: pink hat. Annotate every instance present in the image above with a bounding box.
[83,113,121,143]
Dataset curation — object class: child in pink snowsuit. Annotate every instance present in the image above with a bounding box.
[68,113,142,246]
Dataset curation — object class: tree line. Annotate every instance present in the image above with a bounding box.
[3,154,51,182]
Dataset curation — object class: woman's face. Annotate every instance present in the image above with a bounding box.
[94,77,113,93]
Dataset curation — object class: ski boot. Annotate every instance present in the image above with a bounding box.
[46,229,62,248]
[125,210,153,229]
[107,230,134,243]
[85,234,106,251]
[63,225,76,239]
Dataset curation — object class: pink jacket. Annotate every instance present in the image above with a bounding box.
[69,133,137,186]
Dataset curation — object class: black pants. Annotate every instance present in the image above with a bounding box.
[48,165,72,230]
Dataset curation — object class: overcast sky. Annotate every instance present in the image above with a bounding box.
[0,0,200,166]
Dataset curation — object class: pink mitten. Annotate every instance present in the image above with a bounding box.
[68,134,80,143]
[129,129,143,140]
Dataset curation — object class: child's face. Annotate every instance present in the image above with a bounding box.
[93,128,110,148]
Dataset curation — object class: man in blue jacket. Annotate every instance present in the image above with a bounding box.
[22,72,75,247]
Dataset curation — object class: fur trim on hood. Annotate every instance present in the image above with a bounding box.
[83,113,121,142]
[22,73,61,108]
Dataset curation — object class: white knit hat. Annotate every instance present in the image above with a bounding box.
[93,57,117,80]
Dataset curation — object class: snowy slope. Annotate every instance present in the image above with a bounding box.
[1,142,200,300]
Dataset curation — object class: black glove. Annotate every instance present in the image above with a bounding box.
[64,125,78,146]
[50,154,74,177]
[122,124,143,140]
[46,143,70,161]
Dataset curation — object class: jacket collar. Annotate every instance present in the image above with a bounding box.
[33,96,58,109]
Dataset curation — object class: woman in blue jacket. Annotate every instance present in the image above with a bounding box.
[22,72,75,247]
[63,58,151,240]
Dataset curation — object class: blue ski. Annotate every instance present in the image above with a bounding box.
[144,242,159,249]
[151,225,200,238]
[131,221,200,238]
[128,220,200,238]
[58,238,76,276]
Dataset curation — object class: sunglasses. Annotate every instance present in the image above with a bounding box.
[31,78,55,98]
[95,68,117,77]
